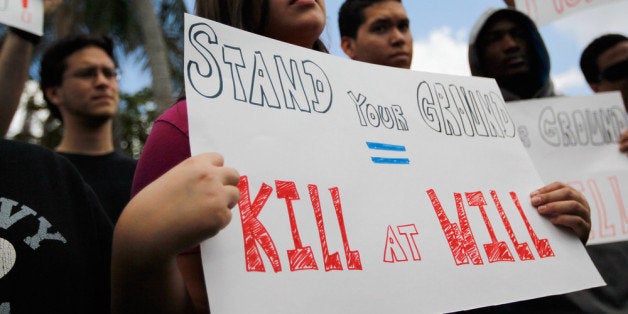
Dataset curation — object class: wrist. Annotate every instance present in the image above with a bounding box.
[8,27,41,45]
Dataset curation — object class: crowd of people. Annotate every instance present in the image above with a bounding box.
[0,0,626,313]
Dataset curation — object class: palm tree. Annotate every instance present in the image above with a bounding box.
[52,0,186,114]
[130,0,176,113]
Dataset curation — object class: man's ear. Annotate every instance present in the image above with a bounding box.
[341,36,357,59]
[44,86,62,107]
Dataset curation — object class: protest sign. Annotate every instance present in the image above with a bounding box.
[507,92,628,245]
[183,13,603,313]
[0,0,43,35]
[513,0,623,26]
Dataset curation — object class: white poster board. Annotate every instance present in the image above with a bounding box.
[0,0,43,35]
[507,92,628,245]
[513,0,623,26]
[184,13,603,313]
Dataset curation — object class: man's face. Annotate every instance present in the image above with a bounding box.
[479,18,531,78]
[593,41,628,109]
[341,1,413,69]
[46,46,119,123]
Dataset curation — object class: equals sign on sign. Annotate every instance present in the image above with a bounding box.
[366,142,410,165]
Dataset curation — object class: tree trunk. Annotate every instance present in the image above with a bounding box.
[131,0,174,115]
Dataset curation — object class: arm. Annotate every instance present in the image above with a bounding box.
[530,181,591,244]
[131,101,211,311]
[620,129,628,154]
[111,152,240,314]
[0,0,62,136]
[0,30,35,136]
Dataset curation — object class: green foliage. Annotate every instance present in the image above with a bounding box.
[117,88,158,159]
[159,0,186,96]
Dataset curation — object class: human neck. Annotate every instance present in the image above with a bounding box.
[273,25,320,50]
[293,37,318,50]
[56,118,115,155]
[496,72,542,100]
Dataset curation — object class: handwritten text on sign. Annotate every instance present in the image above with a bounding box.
[513,0,623,26]
[184,14,603,314]
[508,92,628,245]
[0,0,43,35]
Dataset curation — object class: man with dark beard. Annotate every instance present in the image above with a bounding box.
[39,35,136,223]
[468,8,557,101]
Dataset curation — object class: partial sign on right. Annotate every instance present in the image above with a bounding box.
[513,0,623,26]
[507,92,628,245]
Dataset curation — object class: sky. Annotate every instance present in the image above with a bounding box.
[131,0,627,98]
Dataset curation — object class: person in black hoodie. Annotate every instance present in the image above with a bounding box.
[468,8,557,101]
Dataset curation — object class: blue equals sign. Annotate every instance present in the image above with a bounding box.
[366,142,410,165]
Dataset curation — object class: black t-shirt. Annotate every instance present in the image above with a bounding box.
[59,151,136,223]
[0,139,112,313]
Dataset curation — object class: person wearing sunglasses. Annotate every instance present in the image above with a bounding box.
[39,35,137,224]
[574,33,628,314]
[581,33,628,111]
[580,34,628,155]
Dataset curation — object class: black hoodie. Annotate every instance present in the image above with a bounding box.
[468,8,557,101]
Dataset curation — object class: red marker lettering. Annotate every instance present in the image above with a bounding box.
[428,189,483,265]
[238,176,282,272]
[308,184,343,271]
[383,225,408,263]
[276,180,318,271]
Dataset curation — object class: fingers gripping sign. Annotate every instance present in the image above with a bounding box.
[619,129,628,154]
[115,152,241,257]
[531,182,592,244]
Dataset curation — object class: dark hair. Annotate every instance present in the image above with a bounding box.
[338,0,401,38]
[580,33,627,84]
[40,35,116,121]
[195,0,328,52]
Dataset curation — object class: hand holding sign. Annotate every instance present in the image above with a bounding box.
[115,153,240,256]
[0,0,43,35]
[532,182,591,244]
[43,0,61,16]
[507,92,628,245]
[620,129,628,153]
[112,152,240,313]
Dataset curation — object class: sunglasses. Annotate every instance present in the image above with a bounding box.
[599,59,628,82]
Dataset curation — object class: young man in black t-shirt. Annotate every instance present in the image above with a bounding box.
[39,35,136,223]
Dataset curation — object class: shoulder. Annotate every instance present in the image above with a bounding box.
[2,139,78,176]
[109,151,138,167]
[132,100,191,196]
[2,138,55,160]
[156,99,189,134]
[0,139,112,246]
